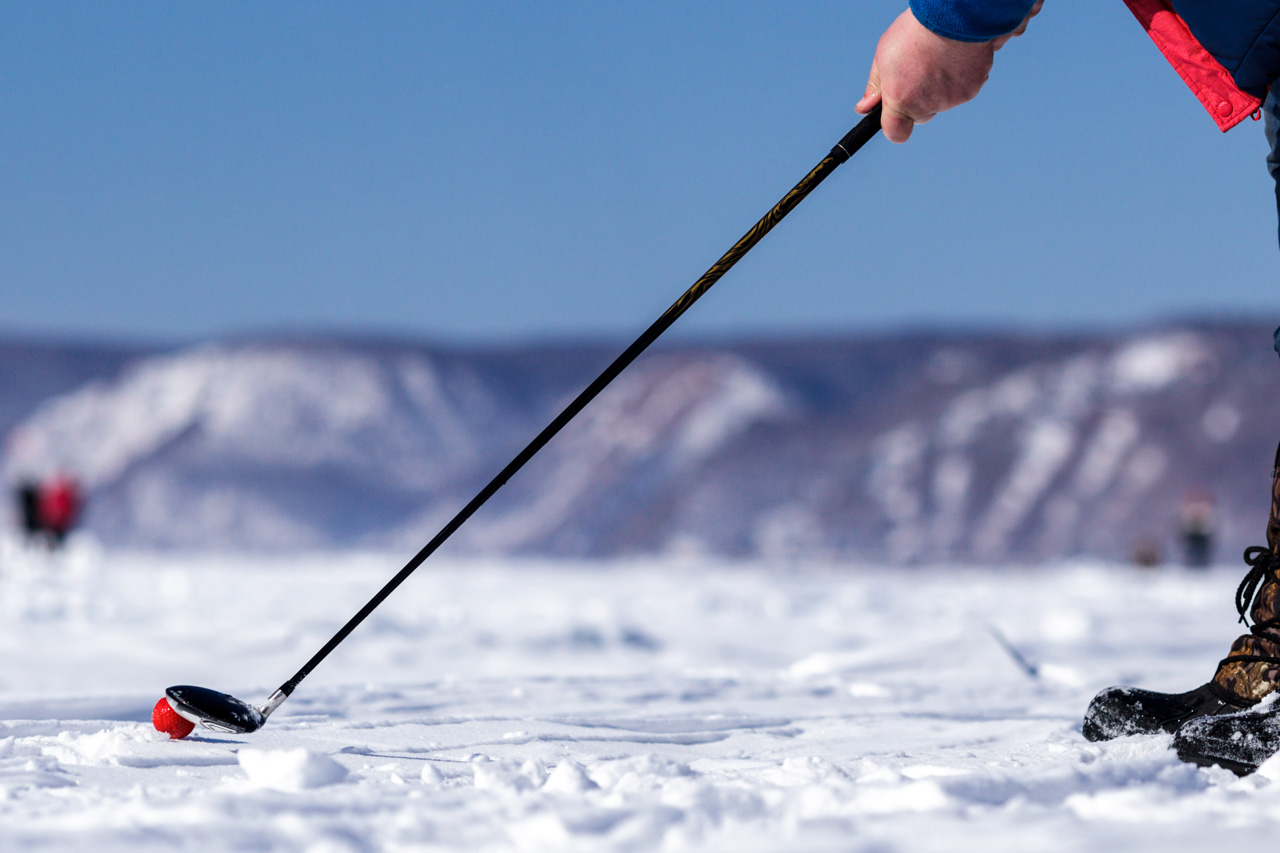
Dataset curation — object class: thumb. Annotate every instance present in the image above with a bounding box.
[856,60,883,114]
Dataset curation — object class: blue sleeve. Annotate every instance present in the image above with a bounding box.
[908,0,1038,42]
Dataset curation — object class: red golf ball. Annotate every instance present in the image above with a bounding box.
[152,697,195,740]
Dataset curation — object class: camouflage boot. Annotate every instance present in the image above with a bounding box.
[1083,442,1280,742]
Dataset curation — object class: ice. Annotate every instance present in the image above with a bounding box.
[1,545,1279,850]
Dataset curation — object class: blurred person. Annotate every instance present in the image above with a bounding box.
[37,474,81,548]
[1131,536,1162,569]
[854,3,1280,768]
[15,480,42,542]
[1179,489,1215,569]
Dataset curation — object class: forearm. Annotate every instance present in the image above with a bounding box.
[909,0,1039,42]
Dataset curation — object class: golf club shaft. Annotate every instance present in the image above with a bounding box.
[274,106,883,702]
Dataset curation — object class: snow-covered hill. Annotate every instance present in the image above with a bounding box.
[3,324,1278,562]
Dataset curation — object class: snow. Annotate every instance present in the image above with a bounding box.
[868,424,927,561]
[1108,333,1211,393]
[973,420,1075,560]
[2,540,1280,850]
[238,749,348,790]
[3,344,486,498]
[463,355,786,551]
[1073,408,1140,499]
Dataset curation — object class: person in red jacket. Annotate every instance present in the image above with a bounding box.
[857,3,1280,774]
[37,474,81,547]
[860,2,1279,141]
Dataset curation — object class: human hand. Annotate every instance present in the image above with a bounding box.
[856,2,1041,143]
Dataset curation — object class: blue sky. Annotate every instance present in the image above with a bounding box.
[1,1,1277,343]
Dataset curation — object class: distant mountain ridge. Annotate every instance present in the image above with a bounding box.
[3,324,1278,564]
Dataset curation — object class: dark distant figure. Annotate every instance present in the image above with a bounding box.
[37,475,81,547]
[1180,490,1215,570]
[16,480,41,541]
[1131,537,1162,570]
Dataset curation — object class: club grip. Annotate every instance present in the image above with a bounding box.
[830,104,882,163]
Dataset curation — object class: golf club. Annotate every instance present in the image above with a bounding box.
[163,105,883,735]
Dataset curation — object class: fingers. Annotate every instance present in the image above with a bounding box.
[855,91,882,114]
[857,58,913,141]
[857,58,914,141]
[857,6,1001,143]
[855,61,883,114]
[857,49,930,142]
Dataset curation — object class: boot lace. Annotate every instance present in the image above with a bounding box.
[1214,546,1280,688]
[1237,546,1280,631]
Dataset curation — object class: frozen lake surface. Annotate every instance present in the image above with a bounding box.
[1,541,1276,851]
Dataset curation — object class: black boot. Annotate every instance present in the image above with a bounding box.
[1173,704,1280,776]
[1083,683,1252,741]
[1082,443,1280,742]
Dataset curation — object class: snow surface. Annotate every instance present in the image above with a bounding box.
[0,539,1277,851]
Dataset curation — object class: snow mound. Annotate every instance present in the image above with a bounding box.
[544,759,599,794]
[238,748,348,791]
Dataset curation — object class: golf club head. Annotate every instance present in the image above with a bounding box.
[165,685,266,734]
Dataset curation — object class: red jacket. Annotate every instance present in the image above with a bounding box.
[1125,0,1275,131]
[39,477,81,535]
